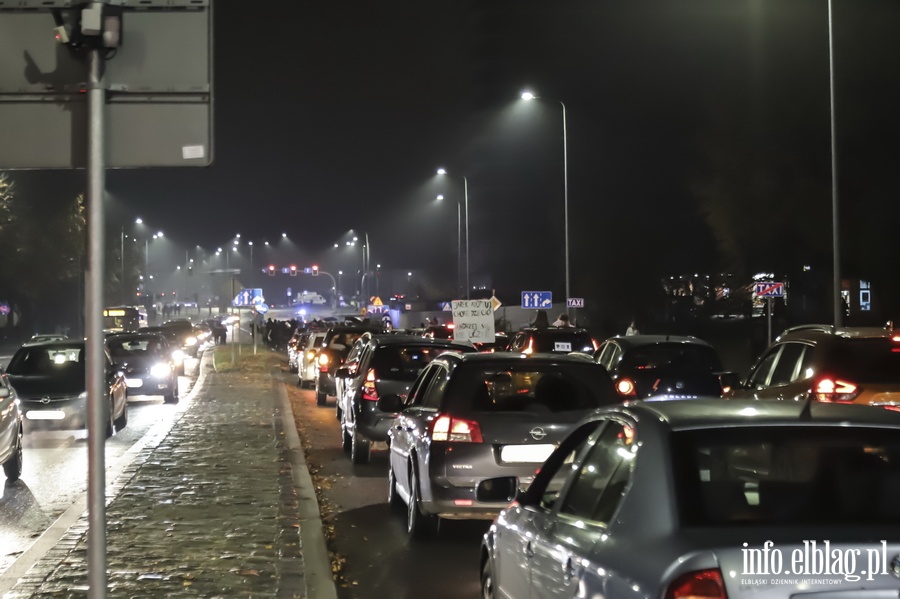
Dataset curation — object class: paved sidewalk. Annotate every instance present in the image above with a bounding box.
[3,350,332,598]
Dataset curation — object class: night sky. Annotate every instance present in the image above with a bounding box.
[7,0,900,318]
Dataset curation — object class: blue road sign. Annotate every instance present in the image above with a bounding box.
[256,303,269,314]
[233,287,264,306]
[521,291,553,309]
[755,282,785,298]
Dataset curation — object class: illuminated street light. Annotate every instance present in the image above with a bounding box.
[521,89,570,314]
[436,168,469,299]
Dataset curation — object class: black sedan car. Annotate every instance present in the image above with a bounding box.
[6,340,128,437]
[106,333,179,404]
[379,351,618,538]
[593,334,737,399]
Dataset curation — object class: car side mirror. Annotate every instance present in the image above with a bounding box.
[376,394,404,414]
[0,387,9,399]
[475,477,520,504]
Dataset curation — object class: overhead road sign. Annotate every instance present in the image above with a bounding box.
[566,298,584,308]
[233,288,264,307]
[521,291,552,309]
[755,282,785,298]
[0,0,213,169]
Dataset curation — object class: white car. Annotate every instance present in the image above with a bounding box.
[296,293,327,305]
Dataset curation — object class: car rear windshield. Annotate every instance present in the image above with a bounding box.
[673,426,900,526]
[107,337,166,358]
[620,342,722,371]
[532,331,595,353]
[372,345,454,381]
[819,338,900,383]
[448,362,613,413]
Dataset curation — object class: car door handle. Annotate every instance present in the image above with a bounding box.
[524,541,534,558]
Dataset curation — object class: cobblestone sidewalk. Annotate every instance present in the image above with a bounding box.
[4,352,305,598]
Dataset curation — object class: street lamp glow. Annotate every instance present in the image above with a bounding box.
[436,194,444,200]
[334,243,339,248]
[281,233,287,238]
[520,91,535,101]
[436,167,470,299]
[436,168,447,175]
[135,217,143,224]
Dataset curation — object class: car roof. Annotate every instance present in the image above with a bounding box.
[19,339,85,348]
[776,324,894,343]
[436,351,598,366]
[517,326,591,334]
[602,334,714,348]
[367,333,473,348]
[599,398,900,431]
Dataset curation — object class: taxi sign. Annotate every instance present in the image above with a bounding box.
[755,282,785,298]
[566,298,584,308]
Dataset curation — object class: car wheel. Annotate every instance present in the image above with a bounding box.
[163,391,179,404]
[2,425,23,481]
[341,426,352,455]
[387,462,404,512]
[481,559,495,599]
[351,428,371,465]
[335,401,342,421]
[316,388,327,406]
[105,413,115,438]
[407,466,438,539]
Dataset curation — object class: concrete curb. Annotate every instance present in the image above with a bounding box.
[275,378,338,599]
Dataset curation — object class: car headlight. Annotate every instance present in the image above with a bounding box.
[150,363,172,378]
[78,391,88,400]
[172,349,185,363]
[185,336,197,346]
[318,353,329,366]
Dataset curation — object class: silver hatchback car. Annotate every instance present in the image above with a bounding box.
[480,399,900,599]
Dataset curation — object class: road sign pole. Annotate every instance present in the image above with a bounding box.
[767,297,773,344]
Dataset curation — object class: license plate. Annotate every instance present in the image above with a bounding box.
[553,342,572,352]
[26,410,65,420]
[500,444,555,463]
[125,378,143,388]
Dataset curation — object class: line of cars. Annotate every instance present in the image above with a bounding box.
[0,318,215,483]
[295,320,900,598]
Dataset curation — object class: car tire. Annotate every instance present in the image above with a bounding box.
[351,428,371,465]
[341,426,352,455]
[387,462,404,512]
[335,401,342,421]
[2,425,23,481]
[481,559,496,599]
[316,388,327,406]
[163,391,179,404]
[407,466,438,539]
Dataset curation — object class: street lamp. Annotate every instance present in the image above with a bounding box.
[436,194,462,298]
[436,168,469,299]
[826,0,841,327]
[521,90,570,314]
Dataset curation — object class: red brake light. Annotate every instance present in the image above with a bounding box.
[362,368,378,401]
[615,378,637,396]
[813,376,859,403]
[523,339,534,355]
[317,353,329,372]
[430,415,483,443]
[665,569,727,599]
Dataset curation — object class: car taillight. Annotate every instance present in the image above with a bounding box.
[362,368,378,401]
[430,415,483,443]
[523,339,534,355]
[615,378,637,396]
[317,353,329,372]
[665,569,727,599]
[813,376,860,403]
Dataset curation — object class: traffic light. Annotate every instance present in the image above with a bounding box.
[267,264,276,276]
[290,265,298,277]
[312,265,319,276]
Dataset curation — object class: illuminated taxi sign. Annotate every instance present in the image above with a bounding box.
[104,309,127,317]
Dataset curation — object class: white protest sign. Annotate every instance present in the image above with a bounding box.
[451,299,495,343]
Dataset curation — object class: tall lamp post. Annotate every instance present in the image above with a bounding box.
[827,0,841,327]
[520,91,570,314]
[436,168,469,299]
[436,194,462,298]
[145,231,163,297]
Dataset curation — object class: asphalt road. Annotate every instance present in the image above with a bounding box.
[285,369,488,599]
[0,355,202,582]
